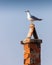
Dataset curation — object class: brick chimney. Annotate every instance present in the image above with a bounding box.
[21,24,42,65]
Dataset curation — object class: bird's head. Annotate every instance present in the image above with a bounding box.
[25,10,30,13]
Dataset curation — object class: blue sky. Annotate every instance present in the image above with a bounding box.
[0,0,52,65]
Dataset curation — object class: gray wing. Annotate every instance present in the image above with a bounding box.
[31,15,42,21]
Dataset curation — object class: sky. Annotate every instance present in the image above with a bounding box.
[0,0,52,65]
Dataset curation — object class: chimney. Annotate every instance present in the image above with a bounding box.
[21,24,42,65]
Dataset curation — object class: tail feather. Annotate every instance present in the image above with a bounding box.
[38,19,42,21]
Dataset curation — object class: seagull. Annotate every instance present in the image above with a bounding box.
[25,10,42,24]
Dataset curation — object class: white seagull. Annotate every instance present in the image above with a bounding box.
[25,10,42,24]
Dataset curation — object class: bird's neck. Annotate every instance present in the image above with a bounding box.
[27,12,31,18]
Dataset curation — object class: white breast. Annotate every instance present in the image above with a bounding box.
[26,12,34,22]
[27,12,31,18]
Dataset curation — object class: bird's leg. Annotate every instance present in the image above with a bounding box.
[32,21,34,24]
[30,21,34,25]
